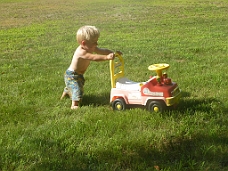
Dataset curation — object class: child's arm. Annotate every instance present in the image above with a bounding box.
[94,47,122,56]
[94,47,113,55]
[82,52,115,61]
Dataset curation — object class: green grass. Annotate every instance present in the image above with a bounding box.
[1,0,228,170]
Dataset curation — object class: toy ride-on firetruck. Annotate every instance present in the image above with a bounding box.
[110,53,181,113]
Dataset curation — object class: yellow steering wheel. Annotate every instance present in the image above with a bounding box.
[148,64,169,78]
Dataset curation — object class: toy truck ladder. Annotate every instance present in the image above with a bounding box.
[110,53,125,88]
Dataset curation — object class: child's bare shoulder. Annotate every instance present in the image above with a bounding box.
[73,46,87,58]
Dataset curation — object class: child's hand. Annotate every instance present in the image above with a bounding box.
[107,53,115,60]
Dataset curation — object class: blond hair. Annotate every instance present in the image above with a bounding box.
[76,26,100,44]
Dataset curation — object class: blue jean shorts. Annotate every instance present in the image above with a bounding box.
[64,69,85,101]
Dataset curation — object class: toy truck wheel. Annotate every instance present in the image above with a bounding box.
[147,101,164,113]
[112,98,126,111]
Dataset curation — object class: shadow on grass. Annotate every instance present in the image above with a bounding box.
[175,91,227,114]
[3,92,227,171]
[81,91,228,114]
[82,92,110,106]
[21,131,228,171]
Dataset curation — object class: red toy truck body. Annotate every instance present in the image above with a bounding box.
[110,54,181,112]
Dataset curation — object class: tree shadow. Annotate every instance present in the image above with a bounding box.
[92,133,228,170]
[24,131,228,171]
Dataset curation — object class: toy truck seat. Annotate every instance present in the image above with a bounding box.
[116,77,143,91]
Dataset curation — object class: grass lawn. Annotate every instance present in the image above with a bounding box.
[0,0,228,170]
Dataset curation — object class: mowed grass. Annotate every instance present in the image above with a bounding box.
[0,0,228,170]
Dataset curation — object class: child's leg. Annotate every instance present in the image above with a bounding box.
[64,70,85,110]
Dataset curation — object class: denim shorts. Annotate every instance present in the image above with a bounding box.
[64,69,85,101]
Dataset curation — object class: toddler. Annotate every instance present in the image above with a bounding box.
[61,25,121,109]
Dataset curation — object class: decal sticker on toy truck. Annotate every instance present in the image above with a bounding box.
[143,88,164,97]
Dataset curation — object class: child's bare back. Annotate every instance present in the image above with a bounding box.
[68,46,92,75]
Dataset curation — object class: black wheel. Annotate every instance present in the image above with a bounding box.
[112,98,126,111]
[147,101,165,113]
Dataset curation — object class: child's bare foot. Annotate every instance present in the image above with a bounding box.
[60,91,68,99]
[60,87,72,99]
[71,100,79,110]
[71,106,79,110]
